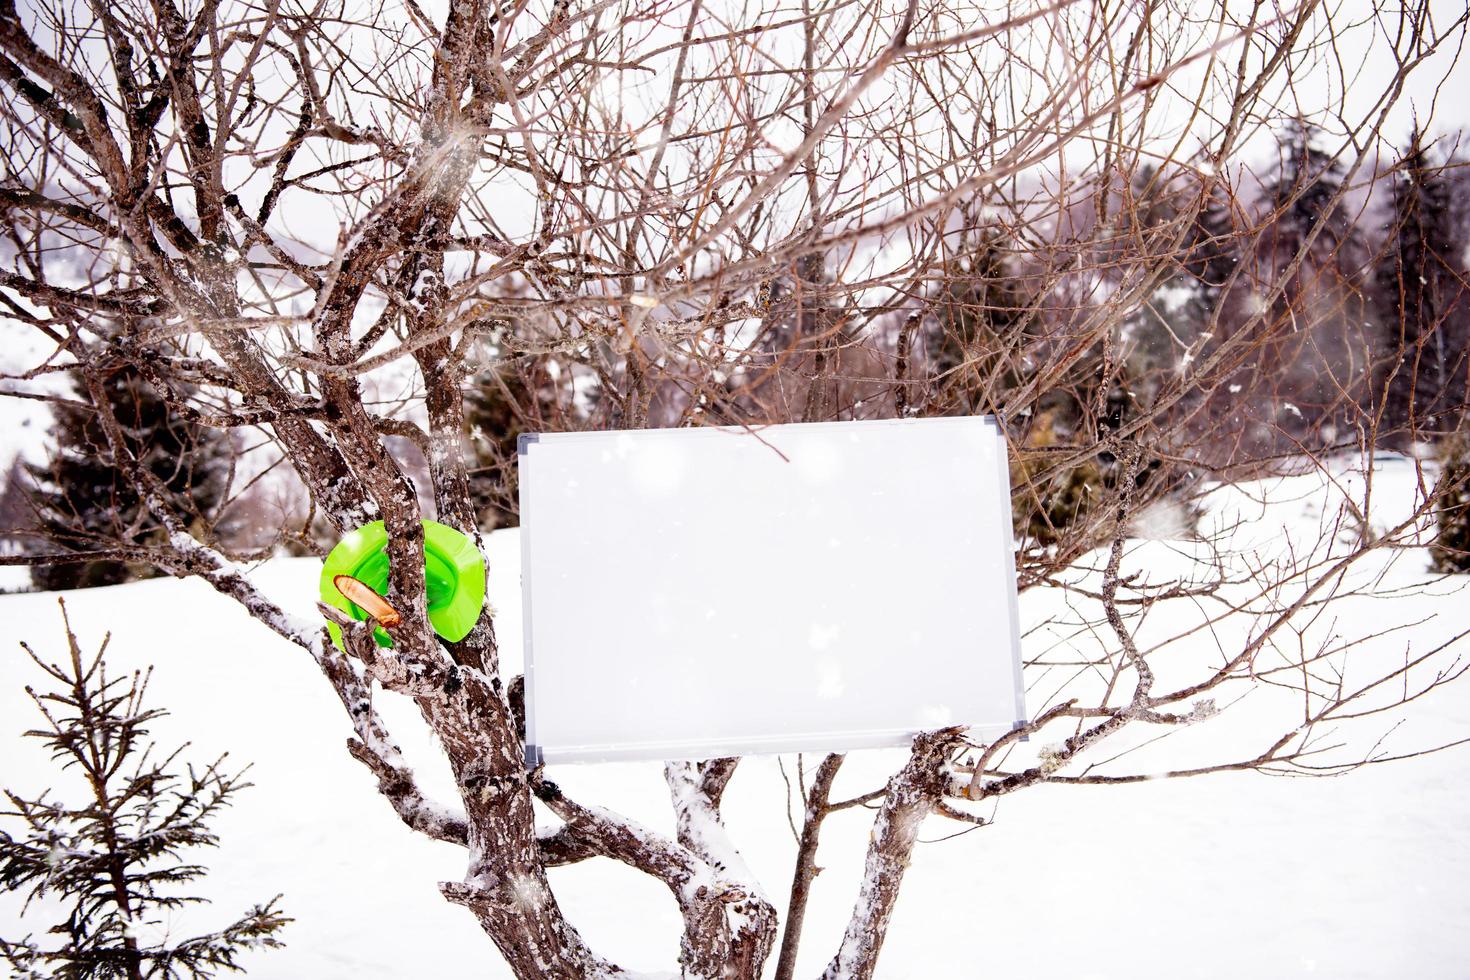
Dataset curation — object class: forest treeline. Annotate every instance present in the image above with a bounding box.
[10,122,1470,586]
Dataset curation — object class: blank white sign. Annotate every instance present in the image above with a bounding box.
[518,415,1024,764]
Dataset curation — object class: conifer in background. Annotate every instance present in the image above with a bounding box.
[464,358,557,530]
[1374,128,1464,437]
[930,224,1032,416]
[25,363,230,591]
[0,601,288,978]
[928,221,1118,551]
[1117,166,1218,406]
[1252,118,1367,444]
[1432,438,1470,573]
[1183,188,1240,315]
[1263,119,1355,259]
[1120,172,1241,449]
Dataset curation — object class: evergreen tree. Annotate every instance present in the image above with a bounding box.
[1183,189,1240,309]
[1010,406,1106,551]
[1374,128,1462,434]
[1432,437,1470,573]
[1262,119,1354,261]
[1119,169,1221,397]
[1252,119,1365,444]
[26,363,230,591]
[738,250,857,424]
[1121,173,1241,418]
[1,601,289,978]
[788,251,848,424]
[931,225,1032,415]
[464,358,554,530]
[926,221,1116,549]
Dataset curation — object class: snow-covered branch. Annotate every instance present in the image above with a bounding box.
[820,729,967,980]
[666,760,778,974]
[532,773,745,979]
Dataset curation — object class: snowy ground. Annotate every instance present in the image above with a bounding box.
[2,458,1469,978]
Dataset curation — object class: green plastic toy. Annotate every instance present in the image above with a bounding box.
[319,520,485,650]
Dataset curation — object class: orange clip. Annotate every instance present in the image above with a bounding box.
[333,575,402,629]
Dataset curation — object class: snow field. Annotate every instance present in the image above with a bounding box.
[1,457,1467,977]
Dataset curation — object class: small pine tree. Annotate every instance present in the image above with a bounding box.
[1431,438,1470,573]
[26,363,231,591]
[0,601,288,978]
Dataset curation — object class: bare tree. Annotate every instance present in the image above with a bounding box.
[1,0,1468,975]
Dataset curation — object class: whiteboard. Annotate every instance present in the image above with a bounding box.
[518,415,1024,765]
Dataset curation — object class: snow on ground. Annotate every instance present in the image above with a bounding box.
[0,314,76,477]
[2,458,1468,978]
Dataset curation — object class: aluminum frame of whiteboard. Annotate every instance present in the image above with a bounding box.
[518,415,1026,766]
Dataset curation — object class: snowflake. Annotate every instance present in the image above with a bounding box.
[507,873,548,912]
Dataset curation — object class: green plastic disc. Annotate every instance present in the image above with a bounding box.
[319,520,486,650]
